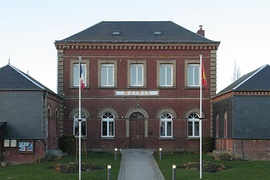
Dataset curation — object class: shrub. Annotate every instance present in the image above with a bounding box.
[59,134,76,154]
[215,153,245,161]
[203,136,215,153]
[179,161,226,173]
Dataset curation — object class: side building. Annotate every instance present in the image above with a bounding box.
[0,64,62,164]
[213,64,270,160]
[55,21,220,151]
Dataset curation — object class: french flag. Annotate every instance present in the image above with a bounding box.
[80,63,85,89]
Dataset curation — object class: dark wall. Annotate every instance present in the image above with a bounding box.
[213,97,233,138]
[0,91,44,139]
[234,95,270,139]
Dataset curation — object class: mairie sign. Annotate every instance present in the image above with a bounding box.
[115,90,159,96]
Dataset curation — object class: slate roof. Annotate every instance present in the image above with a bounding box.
[0,122,6,128]
[55,21,219,44]
[215,64,270,97]
[0,64,55,94]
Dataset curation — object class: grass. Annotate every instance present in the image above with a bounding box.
[0,152,121,180]
[154,152,270,180]
[1,152,270,180]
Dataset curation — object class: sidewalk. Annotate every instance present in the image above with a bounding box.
[117,149,165,180]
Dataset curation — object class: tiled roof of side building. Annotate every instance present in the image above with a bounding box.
[0,64,57,95]
[215,64,270,98]
[55,21,220,44]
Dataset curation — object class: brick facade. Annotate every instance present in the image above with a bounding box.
[56,44,218,151]
[2,139,46,164]
[215,138,270,160]
[233,139,270,160]
[55,22,220,152]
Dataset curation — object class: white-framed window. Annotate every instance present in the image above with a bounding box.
[130,64,144,86]
[73,63,87,87]
[73,113,87,137]
[101,112,115,137]
[160,64,173,86]
[187,64,199,87]
[188,113,199,137]
[160,113,173,137]
[101,64,114,87]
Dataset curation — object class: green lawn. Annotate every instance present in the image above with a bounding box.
[0,153,121,180]
[1,152,270,180]
[154,153,270,180]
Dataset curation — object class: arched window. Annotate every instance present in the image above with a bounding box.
[224,110,228,138]
[188,113,199,137]
[160,113,173,137]
[101,112,115,138]
[73,113,87,137]
[216,113,220,138]
[47,107,52,117]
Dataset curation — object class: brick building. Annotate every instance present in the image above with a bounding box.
[55,21,220,151]
[0,64,62,164]
[213,64,270,160]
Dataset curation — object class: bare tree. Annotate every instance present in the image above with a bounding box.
[232,60,241,82]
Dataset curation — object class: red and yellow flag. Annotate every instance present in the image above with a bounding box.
[202,59,207,88]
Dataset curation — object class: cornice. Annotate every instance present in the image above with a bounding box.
[212,92,235,103]
[213,91,270,103]
[55,43,219,51]
[235,91,270,96]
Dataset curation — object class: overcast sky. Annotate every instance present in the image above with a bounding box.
[1,0,270,93]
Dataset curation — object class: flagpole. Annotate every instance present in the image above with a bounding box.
[78,56,82,180]
[199,54,203,179]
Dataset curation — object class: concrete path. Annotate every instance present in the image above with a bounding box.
[117,149,165,180]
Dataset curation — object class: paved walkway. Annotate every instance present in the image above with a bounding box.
[117,149,165,180]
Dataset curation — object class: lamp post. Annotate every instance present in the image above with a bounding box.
[107,165,111,180]
[172,164,176,180]
[114,148,118,160]
[159,148,162,160]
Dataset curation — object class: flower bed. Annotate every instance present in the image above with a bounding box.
[49,163,103,173]
[179,161,226,173]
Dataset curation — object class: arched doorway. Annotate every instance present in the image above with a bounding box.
[129,112,145,148]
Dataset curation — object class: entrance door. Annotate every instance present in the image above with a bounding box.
[129,112,145,148]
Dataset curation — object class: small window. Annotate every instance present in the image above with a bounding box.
[73,64,87,87]
[112,31,120,35]
[188,113,199,137]
[160,113,173,137]
[130,64,144,86]
[154,31,162,35]
[101,64,114,86]
[73,113,87,137]
[187,64,199,87]
[101,112,115,137]
[160,64,173,86]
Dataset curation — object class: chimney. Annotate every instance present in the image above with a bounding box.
[197,25,205,37]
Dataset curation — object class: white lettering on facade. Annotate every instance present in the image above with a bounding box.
[115,91,158,96]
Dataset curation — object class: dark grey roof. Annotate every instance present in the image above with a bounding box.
[0,64,54,94]
[216,64,270,97]
[56,21,219,44]
[0,122,6,128]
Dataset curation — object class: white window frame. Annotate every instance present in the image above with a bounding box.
[73,63,87,87]
[188,113,199,137]
[130,64,144,87]
[187,64,199,87]
[73,113,87,137]
[101,112,115,138]
[160,64,173,87]
[160,113,173,138]
[101,64,114,87]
